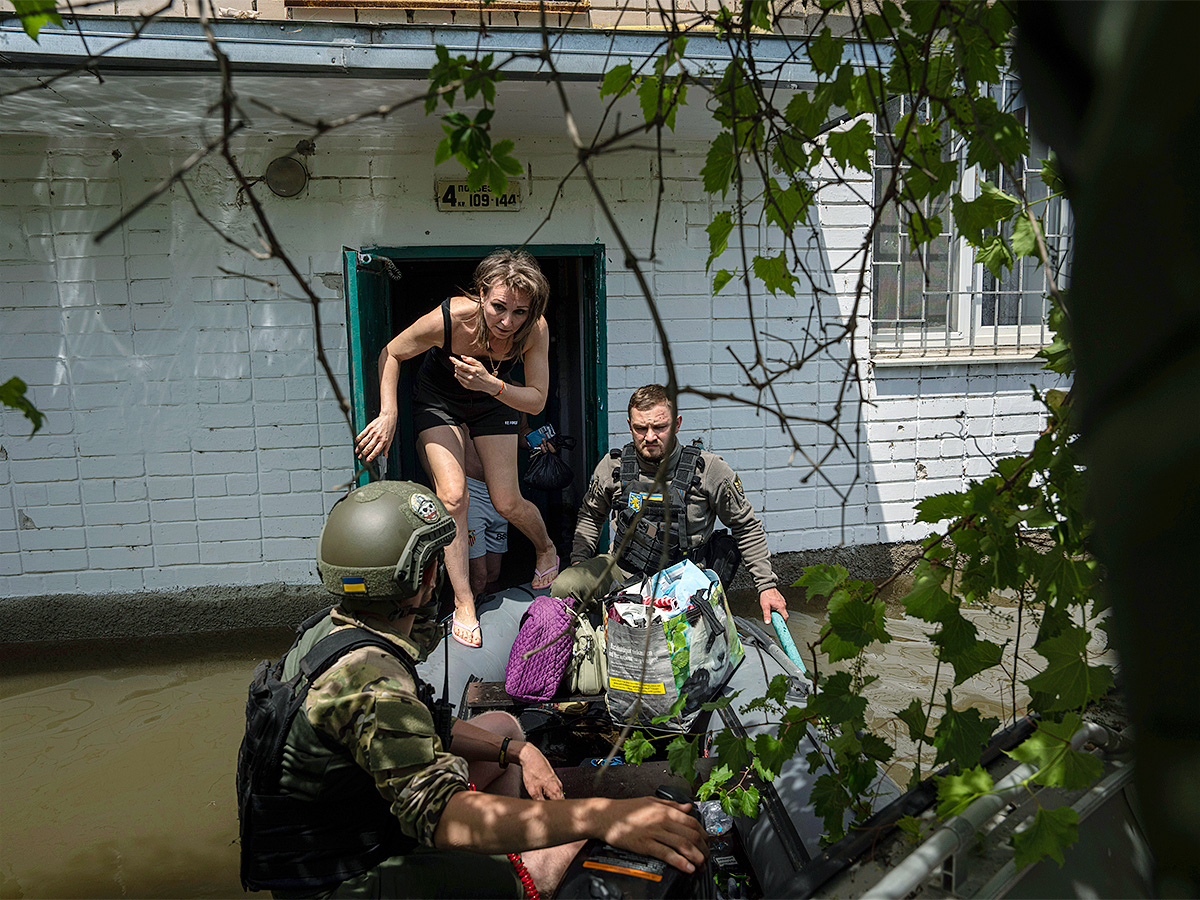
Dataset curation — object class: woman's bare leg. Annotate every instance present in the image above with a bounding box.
[474,433,558,581]
[417,426,479,640]
[467,710,583,895]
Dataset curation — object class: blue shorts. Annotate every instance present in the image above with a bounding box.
[466,476,508,560]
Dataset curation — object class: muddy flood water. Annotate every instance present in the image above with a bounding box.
[0,585,1115,899]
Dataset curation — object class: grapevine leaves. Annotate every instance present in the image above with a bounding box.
[14,0,61,39]
[1025,627,1114,714]
[583,0,1096,872]
[1,377,45,434]
[1006,714,1104,790]
[1013,807,1079,869]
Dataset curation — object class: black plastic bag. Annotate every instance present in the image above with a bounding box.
[693,529,742,590]
[523,435,577,490]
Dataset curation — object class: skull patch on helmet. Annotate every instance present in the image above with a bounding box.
[410,493,441,523]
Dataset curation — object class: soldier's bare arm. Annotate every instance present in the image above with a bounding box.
[433,793,708,875]
[449,717,564,800]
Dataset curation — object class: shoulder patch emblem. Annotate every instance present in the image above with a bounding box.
[410,493,440,523]
[732,475,745,497]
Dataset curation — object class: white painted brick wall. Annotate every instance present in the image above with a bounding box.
[0,128,1066,599]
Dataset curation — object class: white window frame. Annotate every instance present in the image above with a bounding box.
[869,82,1072,364]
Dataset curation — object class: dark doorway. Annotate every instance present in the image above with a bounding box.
[343,245,607,580]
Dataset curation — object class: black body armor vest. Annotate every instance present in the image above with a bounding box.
[611,441,704,576]
[236,607,450,893]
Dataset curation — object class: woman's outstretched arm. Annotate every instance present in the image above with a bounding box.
[355,307,444,463]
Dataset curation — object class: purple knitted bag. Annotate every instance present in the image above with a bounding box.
[505,595,576,701]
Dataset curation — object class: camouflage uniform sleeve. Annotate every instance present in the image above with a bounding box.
[571,455,616,565]
[705,453,779,592]
[305,644,469,847]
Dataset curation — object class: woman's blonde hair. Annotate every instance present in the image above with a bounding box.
[470,249,550,359]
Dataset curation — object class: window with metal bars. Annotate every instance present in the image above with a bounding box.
[870,82,1072,361]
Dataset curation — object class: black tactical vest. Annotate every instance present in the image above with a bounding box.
[611,441,704,576]
[236,608,446,893]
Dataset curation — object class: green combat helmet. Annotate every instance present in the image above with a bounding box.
[316,481,456,611]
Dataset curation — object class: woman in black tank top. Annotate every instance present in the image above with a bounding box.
[354,250,561,648]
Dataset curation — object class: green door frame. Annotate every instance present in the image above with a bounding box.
[343,243,608,486]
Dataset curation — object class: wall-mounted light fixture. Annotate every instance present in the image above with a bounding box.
[264,156,308,197]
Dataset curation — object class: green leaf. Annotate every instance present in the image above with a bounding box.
[731,783,761,818]
[896,814,924,840]
[809,27,844,75]
[827,591,892,652]
[637,77,662,126]
[753,731,791,779]
[623,731,655,765]
[712,269,735,295]
[827,118,872,173]
[497,152,524,177]
[713,729,752,773]
[902,561,952,622]
[1012,806,1079,869]
[701,132,739,197]
[1025,627,1114,713]
[666,734,700,784]
[944,635,1004,686]
[976,234,1014,278]
[487,161,508,197]
[810,772,850,839]
[0,377,45,434]
[897,699,931,743]
[962,97,1029,169]
[634,77,686,132]
[796,564,849,599]
[763,179,813,233]
[932,692,999,769]
[808,671,869,729]
[1011,213,1044,260]
[697,762,735,800]
[859,731,894,764]
[706,211,734,272]
[951,181,1020,246]
[700,693,736,711]
[935,764,994,818]
[908,213,943,248]
[14,0,63,40]
[743,0,772,31]
[752,252,798,297]
[847,68,886,118]
[916,492,969,525]
[465,163,487,192]
[1006,714,1104,790]
[1040,154,1065,194]
[784,91,832,137]
[600,62,635,99]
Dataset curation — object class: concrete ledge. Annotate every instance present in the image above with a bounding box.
[0,542,926,643]
[0,582,331,644]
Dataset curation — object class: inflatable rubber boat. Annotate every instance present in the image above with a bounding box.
[417,582,1149,899]
[417,581,906,898]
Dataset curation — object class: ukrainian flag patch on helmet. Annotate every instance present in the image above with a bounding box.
[341,576,367,594]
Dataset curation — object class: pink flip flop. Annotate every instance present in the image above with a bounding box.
[451,616,482,649]
[531,554,560,591]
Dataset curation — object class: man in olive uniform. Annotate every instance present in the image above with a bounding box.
[239,480,707,898]
[552,384,788,624]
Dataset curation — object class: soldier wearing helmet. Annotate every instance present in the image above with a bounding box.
[241,481,707,898]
